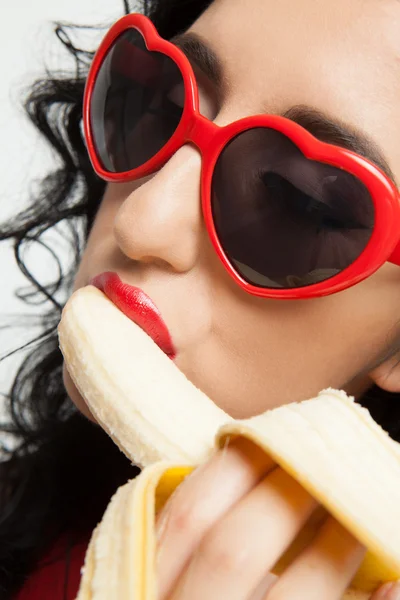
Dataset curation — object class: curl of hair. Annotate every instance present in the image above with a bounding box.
[0,0,399,597]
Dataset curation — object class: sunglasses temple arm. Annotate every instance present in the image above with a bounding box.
[387,239,400,266]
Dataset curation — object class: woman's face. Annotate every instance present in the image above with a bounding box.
[64,0,400,421]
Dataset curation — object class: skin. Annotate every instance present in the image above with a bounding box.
[62,0,400,597]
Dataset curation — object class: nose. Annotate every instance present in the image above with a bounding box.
[113,144,203,272]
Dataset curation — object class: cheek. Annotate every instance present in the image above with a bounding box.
[330,264,400,346]
[186,266,400,419]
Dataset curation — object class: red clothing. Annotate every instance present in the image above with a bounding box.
[14,532,91,600]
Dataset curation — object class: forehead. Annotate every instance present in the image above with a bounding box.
[189,0,400,181]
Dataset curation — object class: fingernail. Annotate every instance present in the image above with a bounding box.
[374,582,397,600]
[387,581,400,600]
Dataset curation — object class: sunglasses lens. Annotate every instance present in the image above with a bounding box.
[212,128,375,289]
[90,29,185,172]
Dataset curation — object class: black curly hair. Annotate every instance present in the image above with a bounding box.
[1,0,400,597]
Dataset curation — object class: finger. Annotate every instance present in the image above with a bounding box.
[371,581,400,600]
[249,573,279,600]
[167,467,319,600]
[156,436,276,600]
[262,516,366,600]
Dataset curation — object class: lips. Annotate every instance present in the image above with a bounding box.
[90,272,176,359]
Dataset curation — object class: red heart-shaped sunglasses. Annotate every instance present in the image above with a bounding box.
[83,13,400,300]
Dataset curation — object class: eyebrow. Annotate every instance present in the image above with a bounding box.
[170,31,396,185]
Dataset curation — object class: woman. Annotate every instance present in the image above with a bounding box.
[1,0,400,598]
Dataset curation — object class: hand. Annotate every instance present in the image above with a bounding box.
[155,437,398,600]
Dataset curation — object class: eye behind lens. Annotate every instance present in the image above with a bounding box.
[90,29,185,173]
[211,127,375,289]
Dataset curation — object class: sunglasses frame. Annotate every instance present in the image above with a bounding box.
[83,12,400,300]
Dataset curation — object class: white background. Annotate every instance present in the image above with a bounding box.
[0,0,135,443]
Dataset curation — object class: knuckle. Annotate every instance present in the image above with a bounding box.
[197,529,249,576]
[167,496,210,537]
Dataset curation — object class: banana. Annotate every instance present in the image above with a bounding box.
[58,286,400,599]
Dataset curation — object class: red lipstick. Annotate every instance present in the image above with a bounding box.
[90,272,176,359]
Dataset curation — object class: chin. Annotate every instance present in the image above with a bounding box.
[62,362,98,424]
